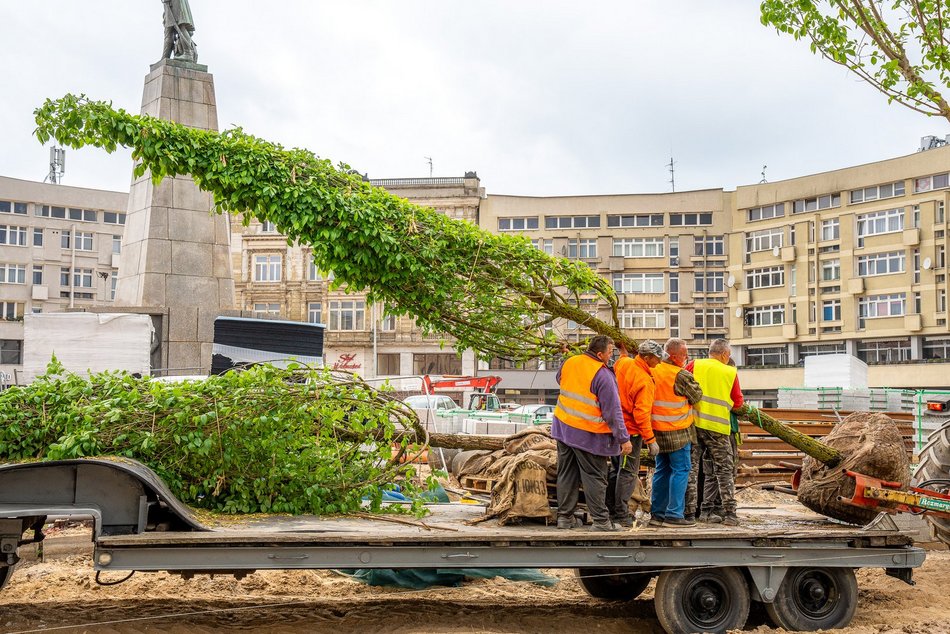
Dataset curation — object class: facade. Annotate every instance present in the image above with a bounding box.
[0,176,128,384]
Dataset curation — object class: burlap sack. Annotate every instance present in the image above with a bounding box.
[482,453,553,525]
[455,450,499,479]
[504,425,557,454]
[797,411,910,525]
[522,448,558,480]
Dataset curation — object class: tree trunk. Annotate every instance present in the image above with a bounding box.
[733,405,844,467]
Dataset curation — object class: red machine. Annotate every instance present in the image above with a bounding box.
[421,375,501,395]
[838,470,950,519]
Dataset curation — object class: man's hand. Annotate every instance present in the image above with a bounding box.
[647,442,660,457]
[620,440,633,455]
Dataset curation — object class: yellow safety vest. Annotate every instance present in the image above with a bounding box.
[692,358,737,435]
[651,362,693,431]
[554,354,611,434]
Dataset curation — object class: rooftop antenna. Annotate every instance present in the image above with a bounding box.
[424,156,433,178]
[666,155,676,193]
[45,146,65,184]
[759,164,768,184]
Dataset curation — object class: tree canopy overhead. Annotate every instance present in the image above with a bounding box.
[761,0,950,124]
[34,94,630,362]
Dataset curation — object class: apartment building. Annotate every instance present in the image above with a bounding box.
[0,175,129,383]
[229,174,484,380]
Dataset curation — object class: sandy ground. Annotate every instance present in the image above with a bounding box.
[1,491,949,634]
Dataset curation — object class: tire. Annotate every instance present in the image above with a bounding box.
[913,417,950,547]
[765,567,857,631]
[574,567,652,601]
[654,567,750,634]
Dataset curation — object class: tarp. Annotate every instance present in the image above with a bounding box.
[337,568,558,589]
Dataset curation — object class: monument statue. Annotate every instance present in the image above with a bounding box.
[161,0,197,63]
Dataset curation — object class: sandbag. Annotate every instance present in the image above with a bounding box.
[797,412,910,525]
[504,425,556,454]
[482,453,553,525]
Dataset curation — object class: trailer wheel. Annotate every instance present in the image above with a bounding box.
[914,417,950,547]
[574,568,652,601]
[765,567,857,631]
[654,567,749,634]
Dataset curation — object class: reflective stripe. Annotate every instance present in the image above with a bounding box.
[697,411,730,426]
[559,388,600,409]
[556,400,606,425]
[653,399,688,408]
[653,412,691,423]
[701,395,732,409]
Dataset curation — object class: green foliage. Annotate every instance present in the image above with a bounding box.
[761,0,950,122]
[32,96,632,361]
[0,359,432,516]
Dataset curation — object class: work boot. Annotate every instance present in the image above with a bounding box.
[662,516,697,528]
[613,516,634,528]
[591,520,620,532]
[699,512,723,524]
[721,513,740,527]
[647,515,664,528]
[557,515,581,529]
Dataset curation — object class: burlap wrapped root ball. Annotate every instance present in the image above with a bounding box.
[797,412,910,525]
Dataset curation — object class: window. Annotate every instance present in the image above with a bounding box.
[112,235,122,254]
[253,254,282,282]
[694,272,725,293]
[924,337,950,360]
[0,201,27,215]
[498,216,539,231]
[38,205,66,219]
[380,312,397,331]
[67,208,97,222]
[793,193,841,213]
[329,300,365,331]
[612,237,664,258]
[821,218,840,241]
[110,271,117,300]
[858,293,906,320]
[694,236,724,256]
[850,181,905,204]
[377,353,401,375]
[607,214,663,227]
[32,265,43,285]
[103,211,127,225]
[0,339,22,365]
[745,346,788,366]
[532,239,553,254]
[308,261,322,281]
[71,268,94,288]
[307,302,323,324]
[745,266,784,290]
[567,238,597,259]
[822,299,841,321]
[0,264,26,284]
[746,227,784,253]
[747,203,785,222]
[260,221,277,233]
[856,208,904,246]
[669,212,713,226]
[669,310,679,337]
[790,264,797,296]
[938,201,946,224]
[0,225,27,246]
[253,303,281,316]
[413,353,462,375]
[857,251,905,277]
[60,230,70,249]
[620,309,665,329]
[33,228,43,246]
[0,302,24,321]
[544,215,600,229]
[800,342,846,357]
[694,308,725,329]
[857,339,912,363]
[669,273,679,303]
[747,305,785,326]
[612,272,664,294]
[939,245,947,269]
[821,259,840,281]
[669,238,679,266]
[60,230,91,250]
[914,172,950,193]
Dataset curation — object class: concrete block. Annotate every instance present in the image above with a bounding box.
[141,76,161,107]
[178,100,210,130]
[199,342,214,373]
[212,244,231,278]
[122,209,149,245]
[165,274,219,307]
[150,180,174,208]
[128,180,149,212]
[171,241,213,277]
[172,177,211,212]
[168,305,199,342]
[144,238,173,274]
[197,306,218,342]
[147,206,169,240]
[218,278,235,307]
[167,208,214,244]
[167,341,202,374]
[140,272,167,307]
[155,97,180,122]
[160,74,179,100]
[213,214,232,245]
[117,240,143,277]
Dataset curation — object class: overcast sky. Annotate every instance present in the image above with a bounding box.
[1,1,946,197]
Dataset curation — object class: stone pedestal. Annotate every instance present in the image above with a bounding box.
[115,60,234,373]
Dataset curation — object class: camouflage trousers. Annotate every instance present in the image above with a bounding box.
[685,428,738,517]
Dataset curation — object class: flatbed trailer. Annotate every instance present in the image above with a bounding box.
[0,459,926,634]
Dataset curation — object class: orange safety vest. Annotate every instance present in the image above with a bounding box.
[651,362,693,432]
[554,353,612,434]
[614,355,656,442]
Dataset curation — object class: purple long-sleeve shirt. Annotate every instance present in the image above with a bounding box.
[551,353,630,456]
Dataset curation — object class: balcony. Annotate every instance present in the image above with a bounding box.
[781,246,797,262]
[902,228,921,246]
[904,314,923,331]
[847,278,865,294]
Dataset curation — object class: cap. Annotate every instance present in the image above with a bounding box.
[638,340,664,358]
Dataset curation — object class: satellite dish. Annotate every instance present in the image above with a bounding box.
[923,257,933,270]
[726,274,736,288]
[734,307,743,318]
[772,245,781,257]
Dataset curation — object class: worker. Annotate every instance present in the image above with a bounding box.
[649,338,702,528]
[552,335,633,531]
[607,340,662,527]
[685,339,744,526]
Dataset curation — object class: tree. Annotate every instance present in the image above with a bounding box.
[761,0,950,124]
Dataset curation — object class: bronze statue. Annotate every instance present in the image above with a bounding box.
[161,0,197,63]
